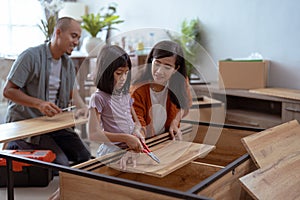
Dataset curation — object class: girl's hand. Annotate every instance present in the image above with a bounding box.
[119,151,139,170]
[125,134,143,153]
[133,125,145,143]
[75,106,89,119]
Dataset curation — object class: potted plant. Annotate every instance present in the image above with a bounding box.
[101,4,124,44]
[167,18,202,79]
[38,0,65,42]
[81,4,124,54]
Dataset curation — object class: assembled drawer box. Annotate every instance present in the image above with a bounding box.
[60,124,258,199]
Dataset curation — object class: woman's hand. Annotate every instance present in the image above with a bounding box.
[169,119,182,140]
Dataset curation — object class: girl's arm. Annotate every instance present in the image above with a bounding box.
[88,108,143,152]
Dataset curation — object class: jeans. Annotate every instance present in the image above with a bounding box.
[6,128,91,166]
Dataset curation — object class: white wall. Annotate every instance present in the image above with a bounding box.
[79,0,300,89]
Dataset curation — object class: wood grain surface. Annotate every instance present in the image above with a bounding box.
[249,88,300,101]
[0,112,87,143]
[108,140,215,178]
[241,120,300,168]
[240,120,300,199]
[239,151,300,200]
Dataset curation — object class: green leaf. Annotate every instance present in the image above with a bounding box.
[166,18,202,77]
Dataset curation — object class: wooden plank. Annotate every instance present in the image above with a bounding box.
[60,161,221,199]
[239,152,300,200]
[191,96,223,108]
[241,120,300,168]
[107,140,215,178]
[60,172,179,200]
[198,157,256,200]
[0,112,87,143]
[249,87,300,101]
[184,97,225,124]
[191,125,255,166]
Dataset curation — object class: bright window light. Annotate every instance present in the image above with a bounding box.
[0,0,45,56]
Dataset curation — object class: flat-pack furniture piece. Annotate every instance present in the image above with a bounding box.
[59,122,261,200]
[239,120,300,200]
[0,111,87,145]
[193,83,300,129]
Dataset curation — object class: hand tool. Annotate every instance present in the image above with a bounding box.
[139,138,160,163]
[62,105,76,112]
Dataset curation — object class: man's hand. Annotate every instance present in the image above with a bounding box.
[39,101,61,117]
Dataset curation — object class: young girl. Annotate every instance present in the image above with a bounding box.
[131,40,192,140]
[88,44,143,157]
[49,45,141,200]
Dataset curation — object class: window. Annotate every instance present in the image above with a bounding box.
[0,0,45,56]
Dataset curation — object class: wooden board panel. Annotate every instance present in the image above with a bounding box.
[0,112,87,143]
[241,120,300,168]
[191,96,223,107]
[60,161,222,199]
[249,88,300,101]
[107,140,215,178]
[60,172,179,200]
[191,124,255,167]
[199,158,256,200]
[239,152,300,200]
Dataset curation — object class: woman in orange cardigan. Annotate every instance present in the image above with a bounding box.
[131,40,192,140]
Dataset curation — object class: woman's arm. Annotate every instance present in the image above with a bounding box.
[131,107,146,139]
[169,109,185,140]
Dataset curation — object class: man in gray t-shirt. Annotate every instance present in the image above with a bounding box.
[3,17,90,166]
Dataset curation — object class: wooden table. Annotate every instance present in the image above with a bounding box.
[193,83,300,128]
[0,112,87,144]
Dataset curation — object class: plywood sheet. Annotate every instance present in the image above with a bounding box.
[241,120,300,168]
[239,152,300,200]
[0,112,87,143]
[249,88,300,101]
[107,140,215,178]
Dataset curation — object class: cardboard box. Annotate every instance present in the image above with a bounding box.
[218,60,269,89]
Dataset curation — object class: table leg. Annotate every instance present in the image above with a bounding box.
[6,158,14,200]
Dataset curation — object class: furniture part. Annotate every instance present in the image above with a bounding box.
[193,83,300,128]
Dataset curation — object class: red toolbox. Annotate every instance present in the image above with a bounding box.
[0,150,56,187]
